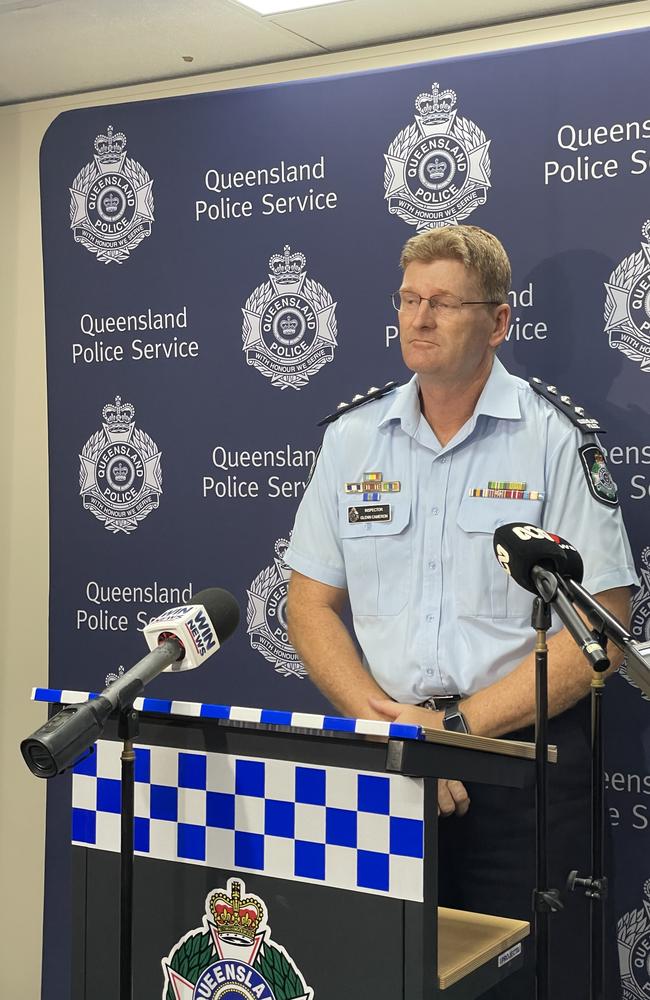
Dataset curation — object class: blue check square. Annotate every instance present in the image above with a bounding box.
[235,831,264,870]
[207,792,235,830]
[73,749,97,777]
[150,784,178,822]
[326,808,357,848]
[97,777,121,814]
[357,849,389,892]
[265,799,295,839]
[357,774,390,815]
[134,817,150,853]
[235,759,265,798]
[178,823,206,861]
[295,840,325,880]
[72,807,96,845]
[178,752,207,790]
[134,748,150,784]
[390,817,424,858]
[295,767,326,806]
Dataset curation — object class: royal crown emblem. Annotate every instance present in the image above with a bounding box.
[241,245,338,390]
[162,878,313,1000]
[209,881,264,945]
[384,81,491,230]
[618,879,650,999]
[605,223,650,372]
[79,396,162,534]
[247,538,307,678]
[69,124,155,264]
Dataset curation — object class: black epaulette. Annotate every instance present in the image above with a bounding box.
[317,381,401,427]
[529,377,605,434]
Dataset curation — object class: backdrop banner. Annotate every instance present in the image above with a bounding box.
[39,25,650,999]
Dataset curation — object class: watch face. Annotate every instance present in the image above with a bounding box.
[444,708,469,734]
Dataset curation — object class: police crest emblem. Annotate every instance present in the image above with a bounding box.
[79,396,162,533]
[622,547,650,701]
[618,879,650,1000]
[247,538,306,678]
[162,878,313,1000]
[242,245,338,390]
[384,82,491,230]
[605,222,650,372]
[69,125,155,263]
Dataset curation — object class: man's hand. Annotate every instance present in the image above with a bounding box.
[368,697,471,818]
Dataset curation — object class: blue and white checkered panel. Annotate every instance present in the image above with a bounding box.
[31,688,424,742]
[71,740,425,901]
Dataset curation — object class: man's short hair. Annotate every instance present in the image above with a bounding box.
[399,225,511,304]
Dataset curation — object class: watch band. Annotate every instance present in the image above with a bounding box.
[443,702,470,734]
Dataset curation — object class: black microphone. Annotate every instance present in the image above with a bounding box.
[21,588,240,778]
[493,524,609,672]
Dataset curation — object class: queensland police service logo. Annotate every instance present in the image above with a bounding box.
[384,82,491,230]
[162,878,313,1000]
[605,222,650,372]
[622,547,650,701]
[618,879,650,1000]
[69,125,154,264]
[247,538,306,679]
[242,245,337,390]
[79,396,162,534]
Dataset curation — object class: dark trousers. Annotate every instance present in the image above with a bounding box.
[437,700,620,999]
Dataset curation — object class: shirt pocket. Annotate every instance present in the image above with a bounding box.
[455,499,543,619]
[339,496,412,616]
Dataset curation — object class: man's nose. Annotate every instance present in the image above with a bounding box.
[412,298,435,326]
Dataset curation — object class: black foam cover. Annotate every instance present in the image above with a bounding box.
[492,523,571,594]
[191,587,240,642]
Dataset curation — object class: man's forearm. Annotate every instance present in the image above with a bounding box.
[287,594,389,719]
[462,587,630,739]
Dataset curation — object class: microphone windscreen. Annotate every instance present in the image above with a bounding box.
[190,587,240,643]
[544,533,584,584]
[493,523,570,594]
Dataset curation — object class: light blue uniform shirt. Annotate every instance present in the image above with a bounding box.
[285,359,638,703]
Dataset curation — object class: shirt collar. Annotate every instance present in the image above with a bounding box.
[377,357,521,433]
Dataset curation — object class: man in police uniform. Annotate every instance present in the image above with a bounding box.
[284,225,637,998]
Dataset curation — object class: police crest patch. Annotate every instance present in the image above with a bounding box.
[161,878,313,1000]
[242,245,338,390]
[618,880,650,1000]
[79,396,162,533]
[622,546,650,702]
[578,445,618,507]
[384,82,491,231]
[69,125,155,264]
[247,538,306,678]
[605,222,650,372]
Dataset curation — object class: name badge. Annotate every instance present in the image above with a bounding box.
[348,504,392,523]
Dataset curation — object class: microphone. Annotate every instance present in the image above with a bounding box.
[493,524,609,672]
[21,588,240,778]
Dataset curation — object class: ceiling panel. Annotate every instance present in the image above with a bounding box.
[0,0,324,104]
[269,0,621,48]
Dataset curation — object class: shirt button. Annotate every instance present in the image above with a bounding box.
[426,613,433,622]
[432,507,439,516]
[426,668,434,676]
[440,457,447,464]
[428,560,436,570]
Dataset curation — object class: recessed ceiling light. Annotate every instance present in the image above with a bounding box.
[236,0,348,14]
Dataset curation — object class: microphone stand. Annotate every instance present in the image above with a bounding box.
[118,704,139,1000]
[531,570,611,1000]
[530,595,563,1000]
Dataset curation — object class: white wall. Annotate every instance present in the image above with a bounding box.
[2,2,649,995]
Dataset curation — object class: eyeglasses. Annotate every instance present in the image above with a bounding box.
[391,290,501,316]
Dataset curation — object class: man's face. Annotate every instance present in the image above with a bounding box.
[398,258,508,383]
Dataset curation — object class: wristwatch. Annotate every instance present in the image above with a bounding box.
[443,702,470,734]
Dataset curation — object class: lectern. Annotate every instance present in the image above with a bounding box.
[32,688,539,999]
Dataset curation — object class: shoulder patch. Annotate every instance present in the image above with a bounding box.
[579,444,619,507]
[528,377,605,434]
[318,381,401,427]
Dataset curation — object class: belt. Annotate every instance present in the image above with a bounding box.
[419,694,462,712]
